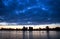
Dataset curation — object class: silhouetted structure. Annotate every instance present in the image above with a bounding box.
[22,27,28,31]
[55,27,60,31]
[0,26,60,31]
[29,27,33,31]
[46,26,49,31]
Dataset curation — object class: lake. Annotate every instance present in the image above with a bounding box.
[0,31,60,39]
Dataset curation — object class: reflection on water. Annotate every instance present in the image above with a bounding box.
[0,31,60,39]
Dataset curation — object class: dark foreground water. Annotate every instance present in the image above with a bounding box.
[0,31,60,39]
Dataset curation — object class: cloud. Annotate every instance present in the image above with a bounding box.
[0,22,18,25]
[0,0,60,25]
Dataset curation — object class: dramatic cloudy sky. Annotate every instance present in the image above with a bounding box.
[0,0,60,25]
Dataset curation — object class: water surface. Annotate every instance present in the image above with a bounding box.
[0,31,60,39]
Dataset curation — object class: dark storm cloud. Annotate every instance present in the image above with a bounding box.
[0,0,60,25]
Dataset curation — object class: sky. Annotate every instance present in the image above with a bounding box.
[0,0,60,25]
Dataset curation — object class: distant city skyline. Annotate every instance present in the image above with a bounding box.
[0,23,60,29]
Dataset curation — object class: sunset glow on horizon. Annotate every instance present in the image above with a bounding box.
[0,23,60,29]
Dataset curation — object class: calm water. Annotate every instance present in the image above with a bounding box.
[0,31,60,39]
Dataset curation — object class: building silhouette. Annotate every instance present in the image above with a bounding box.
[29,27,33,31]
[22,27,28,31]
